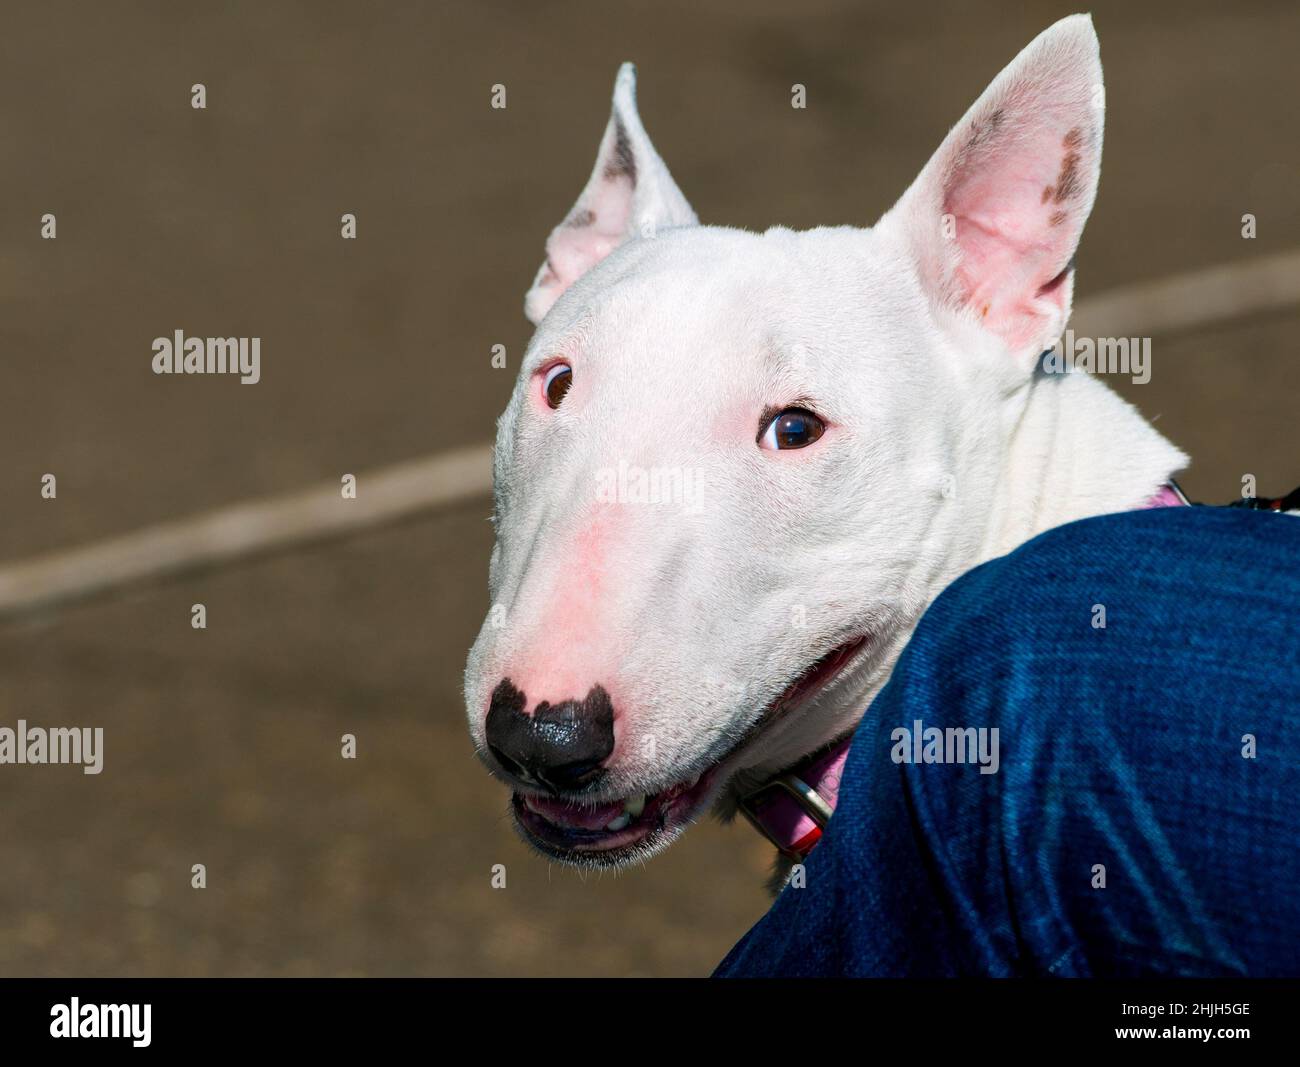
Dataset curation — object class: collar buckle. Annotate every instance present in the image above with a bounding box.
[737,772,836,860]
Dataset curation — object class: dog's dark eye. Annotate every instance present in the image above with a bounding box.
[542,363,573,408]
[759,408,826,450]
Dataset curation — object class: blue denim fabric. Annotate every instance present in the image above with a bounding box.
[715,507,1300,977]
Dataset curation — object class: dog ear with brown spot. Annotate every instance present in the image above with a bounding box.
[884,14,1104,358]
[525,63,698,325]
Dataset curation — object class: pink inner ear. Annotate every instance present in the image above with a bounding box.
[538,177,633,302]
[948,119,1090,351]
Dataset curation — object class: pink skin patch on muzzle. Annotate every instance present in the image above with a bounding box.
[487,510,626,741]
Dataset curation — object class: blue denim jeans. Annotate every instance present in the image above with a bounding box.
[716,506,1300,977]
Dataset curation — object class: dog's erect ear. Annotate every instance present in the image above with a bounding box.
[524,63,698,324]
[885,15,1103,357]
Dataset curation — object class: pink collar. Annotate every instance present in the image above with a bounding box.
[1144,483,1188,510]
[738,482,1188,859]
[737,738,853,860]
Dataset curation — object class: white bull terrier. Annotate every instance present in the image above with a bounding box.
[464,14,1186,870]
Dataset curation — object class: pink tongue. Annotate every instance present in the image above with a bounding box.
[523,795,628,830]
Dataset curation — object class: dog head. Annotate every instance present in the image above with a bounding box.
[466,16,1106,866]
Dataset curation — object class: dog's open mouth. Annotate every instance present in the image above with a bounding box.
[513,772,715,858]
[510,634,870,865]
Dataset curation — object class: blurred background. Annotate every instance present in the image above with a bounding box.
[0,0,1296,976]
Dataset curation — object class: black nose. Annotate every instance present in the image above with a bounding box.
[485,679,615,793]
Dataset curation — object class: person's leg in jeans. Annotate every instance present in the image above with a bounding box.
[715,506,1300,977]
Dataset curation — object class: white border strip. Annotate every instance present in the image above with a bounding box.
[0,445,492,621]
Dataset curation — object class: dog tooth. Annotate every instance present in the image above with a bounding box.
[623,795,647,818]
[605,812,632,832]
